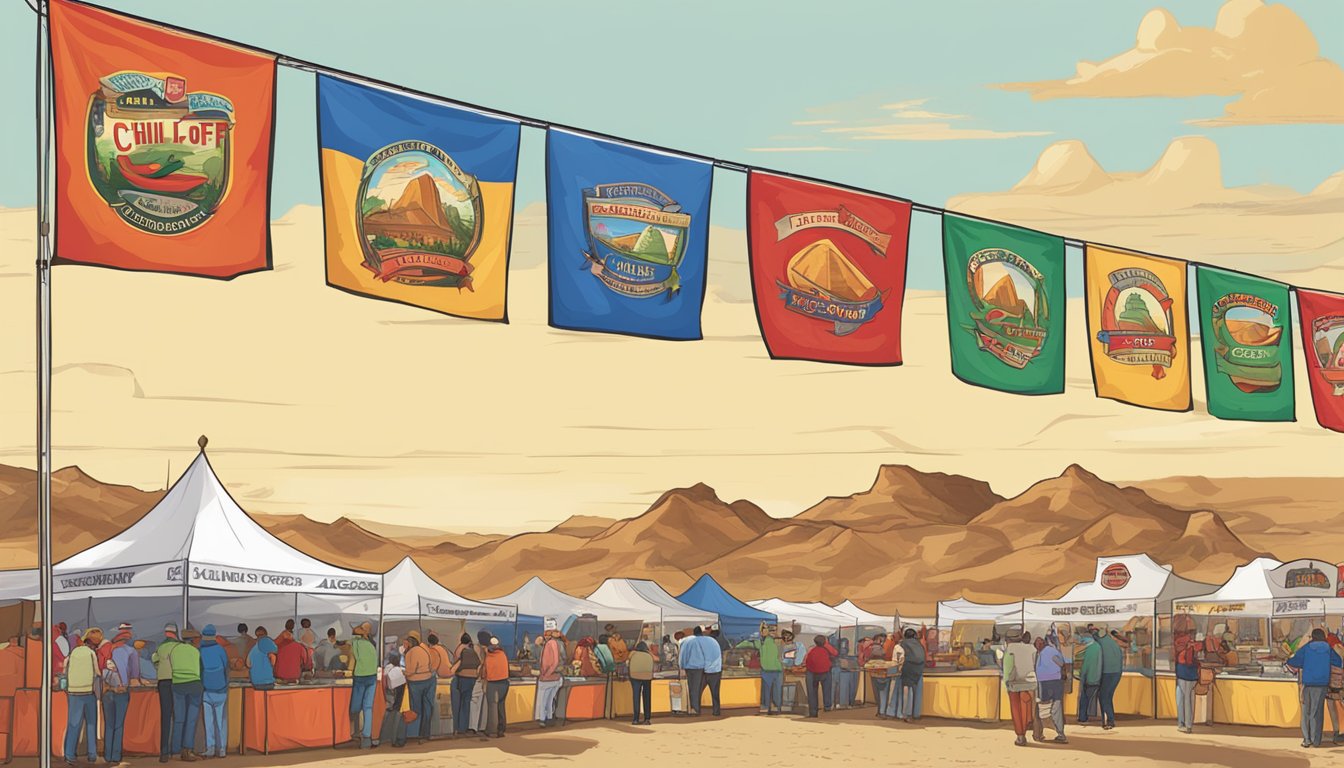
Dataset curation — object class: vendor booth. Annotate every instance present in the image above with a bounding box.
[588,579,727,717]
[382,557,521,737]
[1172,557,1341,728]
[676,574,776,644]
[1023,554,1214,720]
[29,443,383,758]
[934,597,1021,667]
[747,599,863,710]
[486,577,645,722]
[924,598,1020,721]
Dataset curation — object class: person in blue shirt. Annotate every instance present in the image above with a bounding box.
[697,628,724,716]
[1286,628,1343,748]
[247,626,279,691]
[199,625,231,758]
[678,626,708,715]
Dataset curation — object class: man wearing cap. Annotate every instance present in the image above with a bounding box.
[403,630,434,743]
[348,622,378,748]
[64,627,102,765]
[152,623,181,763]
[103,624,140,766]
[736,624,783,715]
[170,628,204,761]
[482,635,511,738]
[1002,629,1040,746]
[199,625,230,759]
[536,622,565,727]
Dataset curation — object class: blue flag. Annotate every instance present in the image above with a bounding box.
[317,75,520,321]
[546,129,713,340]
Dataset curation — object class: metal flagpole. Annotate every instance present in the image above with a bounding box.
[35,0,54,766]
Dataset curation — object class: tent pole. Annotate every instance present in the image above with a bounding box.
[35,2,54,767]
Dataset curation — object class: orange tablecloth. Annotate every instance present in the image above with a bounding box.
[563,681,606,721]
[242,682,377,754]
[12,689,64,757]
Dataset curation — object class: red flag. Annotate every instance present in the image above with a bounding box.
[1296,288,1344,432]
[50,0,276,278]
[747,172,911,365]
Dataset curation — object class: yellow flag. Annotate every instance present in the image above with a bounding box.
[1085,245,1191,412]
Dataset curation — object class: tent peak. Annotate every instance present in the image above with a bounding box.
[198,434,209,451]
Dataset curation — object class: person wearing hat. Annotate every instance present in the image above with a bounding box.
[402,630,434,743]
[536,623,565,728]
[63,627,102,765]
[482,635,511,738]
[348,622,379,748]
[171,627,204,761]
[102,624,140,766]
[199,625,230,758]
[1002,629,1040,746]
[153,623,181,762]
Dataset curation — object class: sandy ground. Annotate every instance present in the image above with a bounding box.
[13,712,1343,768]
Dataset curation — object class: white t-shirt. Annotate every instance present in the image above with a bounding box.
[383,664,406,689]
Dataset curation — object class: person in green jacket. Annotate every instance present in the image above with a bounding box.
[170,628,204,761]
[1076,633,1102,725]
[348,622,378,748]
[1096,630,1125,730]
[152,623,181,762]
[736,627,783,715]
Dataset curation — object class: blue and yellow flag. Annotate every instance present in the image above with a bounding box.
[546,129,713,340]
[318,75,520,321]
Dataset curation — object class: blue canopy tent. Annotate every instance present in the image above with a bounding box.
[677,573,777,642]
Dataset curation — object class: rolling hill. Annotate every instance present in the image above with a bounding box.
[0,460,1318,613]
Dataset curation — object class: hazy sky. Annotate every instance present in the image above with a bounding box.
[0,1,1341,532]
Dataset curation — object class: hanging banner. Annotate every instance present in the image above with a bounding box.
[747,172,911,365]
[317,76,520,321]
[1295,288,1344,432]
[546,129,712,340]
[1084,245,1191,411]
[942,215,1066,394]
[1195,266,1294,422]
[50,0,276,278]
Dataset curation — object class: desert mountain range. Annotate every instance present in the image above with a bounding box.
[3,462,1341,613]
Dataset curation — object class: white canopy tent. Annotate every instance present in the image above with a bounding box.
[832,600,897,632]
[382,556,519,655]
[748,598,849,636]
[1024,554,1214,625]
[1174,557,1340,619]
[936,597,1022,624]
[487,576,645,636]
[1024,554,1215,678]
[587,579,717,631]
[0,570,38,603]
[52,445,382,639]
[382,557,516,622]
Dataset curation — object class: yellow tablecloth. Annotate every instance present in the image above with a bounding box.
[1211,677,1300,728]
[922,672,1000,721]
[996,672,1155,720]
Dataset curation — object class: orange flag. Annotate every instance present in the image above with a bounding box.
[50,0,276,278]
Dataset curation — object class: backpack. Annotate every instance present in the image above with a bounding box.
[1176,642,1196,667]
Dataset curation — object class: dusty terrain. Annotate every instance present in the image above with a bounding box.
[7,712,1334,768]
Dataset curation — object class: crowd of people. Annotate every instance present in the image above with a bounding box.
[15,613,1343,763]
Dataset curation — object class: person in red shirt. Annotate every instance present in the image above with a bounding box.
[803,635,839,717]
[273,633,309,683]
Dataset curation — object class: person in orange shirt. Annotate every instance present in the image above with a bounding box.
[0,636,24,698]
[481,635,510,739]
[402,631,434,743]
[425,633,453,739]
[604,625,629,665]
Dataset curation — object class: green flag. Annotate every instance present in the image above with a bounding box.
[1195,266,1294,421]
[943,215,1066,395]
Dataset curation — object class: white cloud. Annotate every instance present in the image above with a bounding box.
[996,0,1344,125]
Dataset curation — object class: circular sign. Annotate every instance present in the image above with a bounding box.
[1101,563,1131,590]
